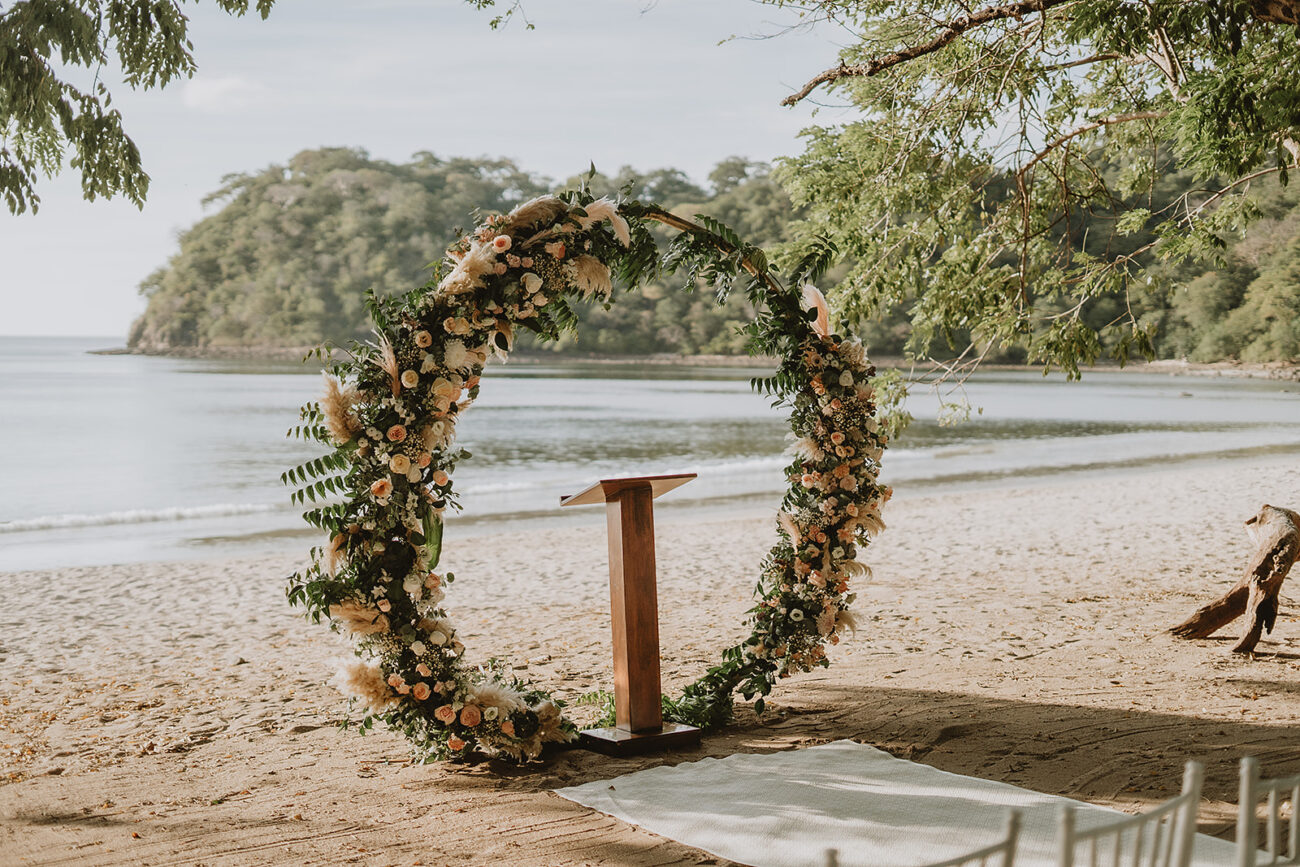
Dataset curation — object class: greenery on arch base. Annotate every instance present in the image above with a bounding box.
[285,188,891,762]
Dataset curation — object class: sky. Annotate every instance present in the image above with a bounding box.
[0,0,852,338]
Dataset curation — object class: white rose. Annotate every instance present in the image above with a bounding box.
[839,371,854,387]
[403,574,422,594]
[410,641,427,655]
[428,630,448,646]
[483,706,499,721]
[407,467,422,483]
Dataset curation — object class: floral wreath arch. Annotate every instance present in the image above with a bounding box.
[286,190,891,762]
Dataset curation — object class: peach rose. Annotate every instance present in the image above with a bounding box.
[387,674,404,688]
[389,454,411,474]
[416,663,432,677]
[544,240,566,259]
[499,719,515,737]
[387,424,407,443]
[417,453,432,468]
[412,682,431,701]
[434,704,456,724]
[447,736,466,751]
[431,470,448,486]
[492,235,512,252]
[521,257,533,268]
[376,598,391,613]
[830,432,845,445]
[459,705,482,727]
[414,330,433,348]
[370,478,393,499]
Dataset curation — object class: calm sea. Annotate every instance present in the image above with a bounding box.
[2,336,1298,571]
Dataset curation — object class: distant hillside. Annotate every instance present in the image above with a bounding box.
[129,147,1300,362]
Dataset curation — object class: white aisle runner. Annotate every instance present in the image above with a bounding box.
[556,740,1240,867]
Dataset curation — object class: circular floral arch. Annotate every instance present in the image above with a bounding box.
[286,190,890,761]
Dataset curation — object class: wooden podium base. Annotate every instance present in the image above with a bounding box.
[578,722,701,757]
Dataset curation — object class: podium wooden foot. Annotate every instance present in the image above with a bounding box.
[578,722,701,757]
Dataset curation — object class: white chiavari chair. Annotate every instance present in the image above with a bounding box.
[1055,761,1204,867]
[1237,756,1300,867]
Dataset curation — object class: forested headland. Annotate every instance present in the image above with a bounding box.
[128,146,1300,363]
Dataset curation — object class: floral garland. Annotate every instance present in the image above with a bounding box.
[286,190,889,761]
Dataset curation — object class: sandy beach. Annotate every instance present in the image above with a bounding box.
[3,451,1299,865]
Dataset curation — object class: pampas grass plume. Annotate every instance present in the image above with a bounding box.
[334,660,398,713]
[505,195,569,232]
[571,255,612,298]
[368,332,400,397]
[321,373,363,444]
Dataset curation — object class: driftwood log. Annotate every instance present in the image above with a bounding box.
[1170,505,1300,653]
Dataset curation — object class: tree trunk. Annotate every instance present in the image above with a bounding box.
[1253,0,1300,25]
[1170,505,1300,654]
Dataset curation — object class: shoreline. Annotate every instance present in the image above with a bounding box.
[3,451,1300,863]
[97,343,1300,379]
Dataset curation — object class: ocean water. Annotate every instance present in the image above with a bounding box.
[1,336,1298,571]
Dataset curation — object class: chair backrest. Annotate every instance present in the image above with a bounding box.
[823,810,1021,867]
[1056,761,1204,867]
[1237,756,1300,867]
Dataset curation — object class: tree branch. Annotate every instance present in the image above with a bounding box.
[1016,111,1167,182]
[1042,52,1121,71]
[1182,165,1283,224]
[780,0,1073,106]
[1252,0,1300,25]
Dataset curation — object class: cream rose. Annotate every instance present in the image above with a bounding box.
[401,369,419,389]
[389,454,411,474]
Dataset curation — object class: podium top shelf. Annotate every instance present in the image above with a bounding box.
[559,473,697,508]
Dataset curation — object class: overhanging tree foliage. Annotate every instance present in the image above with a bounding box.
[766,0,1300,374]
[0,0,275,214]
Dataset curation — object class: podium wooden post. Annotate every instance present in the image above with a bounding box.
[560,473,702,755]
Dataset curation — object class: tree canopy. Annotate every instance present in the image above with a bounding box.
[764,0,1300,374]
[130,145,1300,362]
[127,149,797,354]
[0,0,274,214]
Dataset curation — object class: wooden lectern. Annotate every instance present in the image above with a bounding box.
[560,473,702,756]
